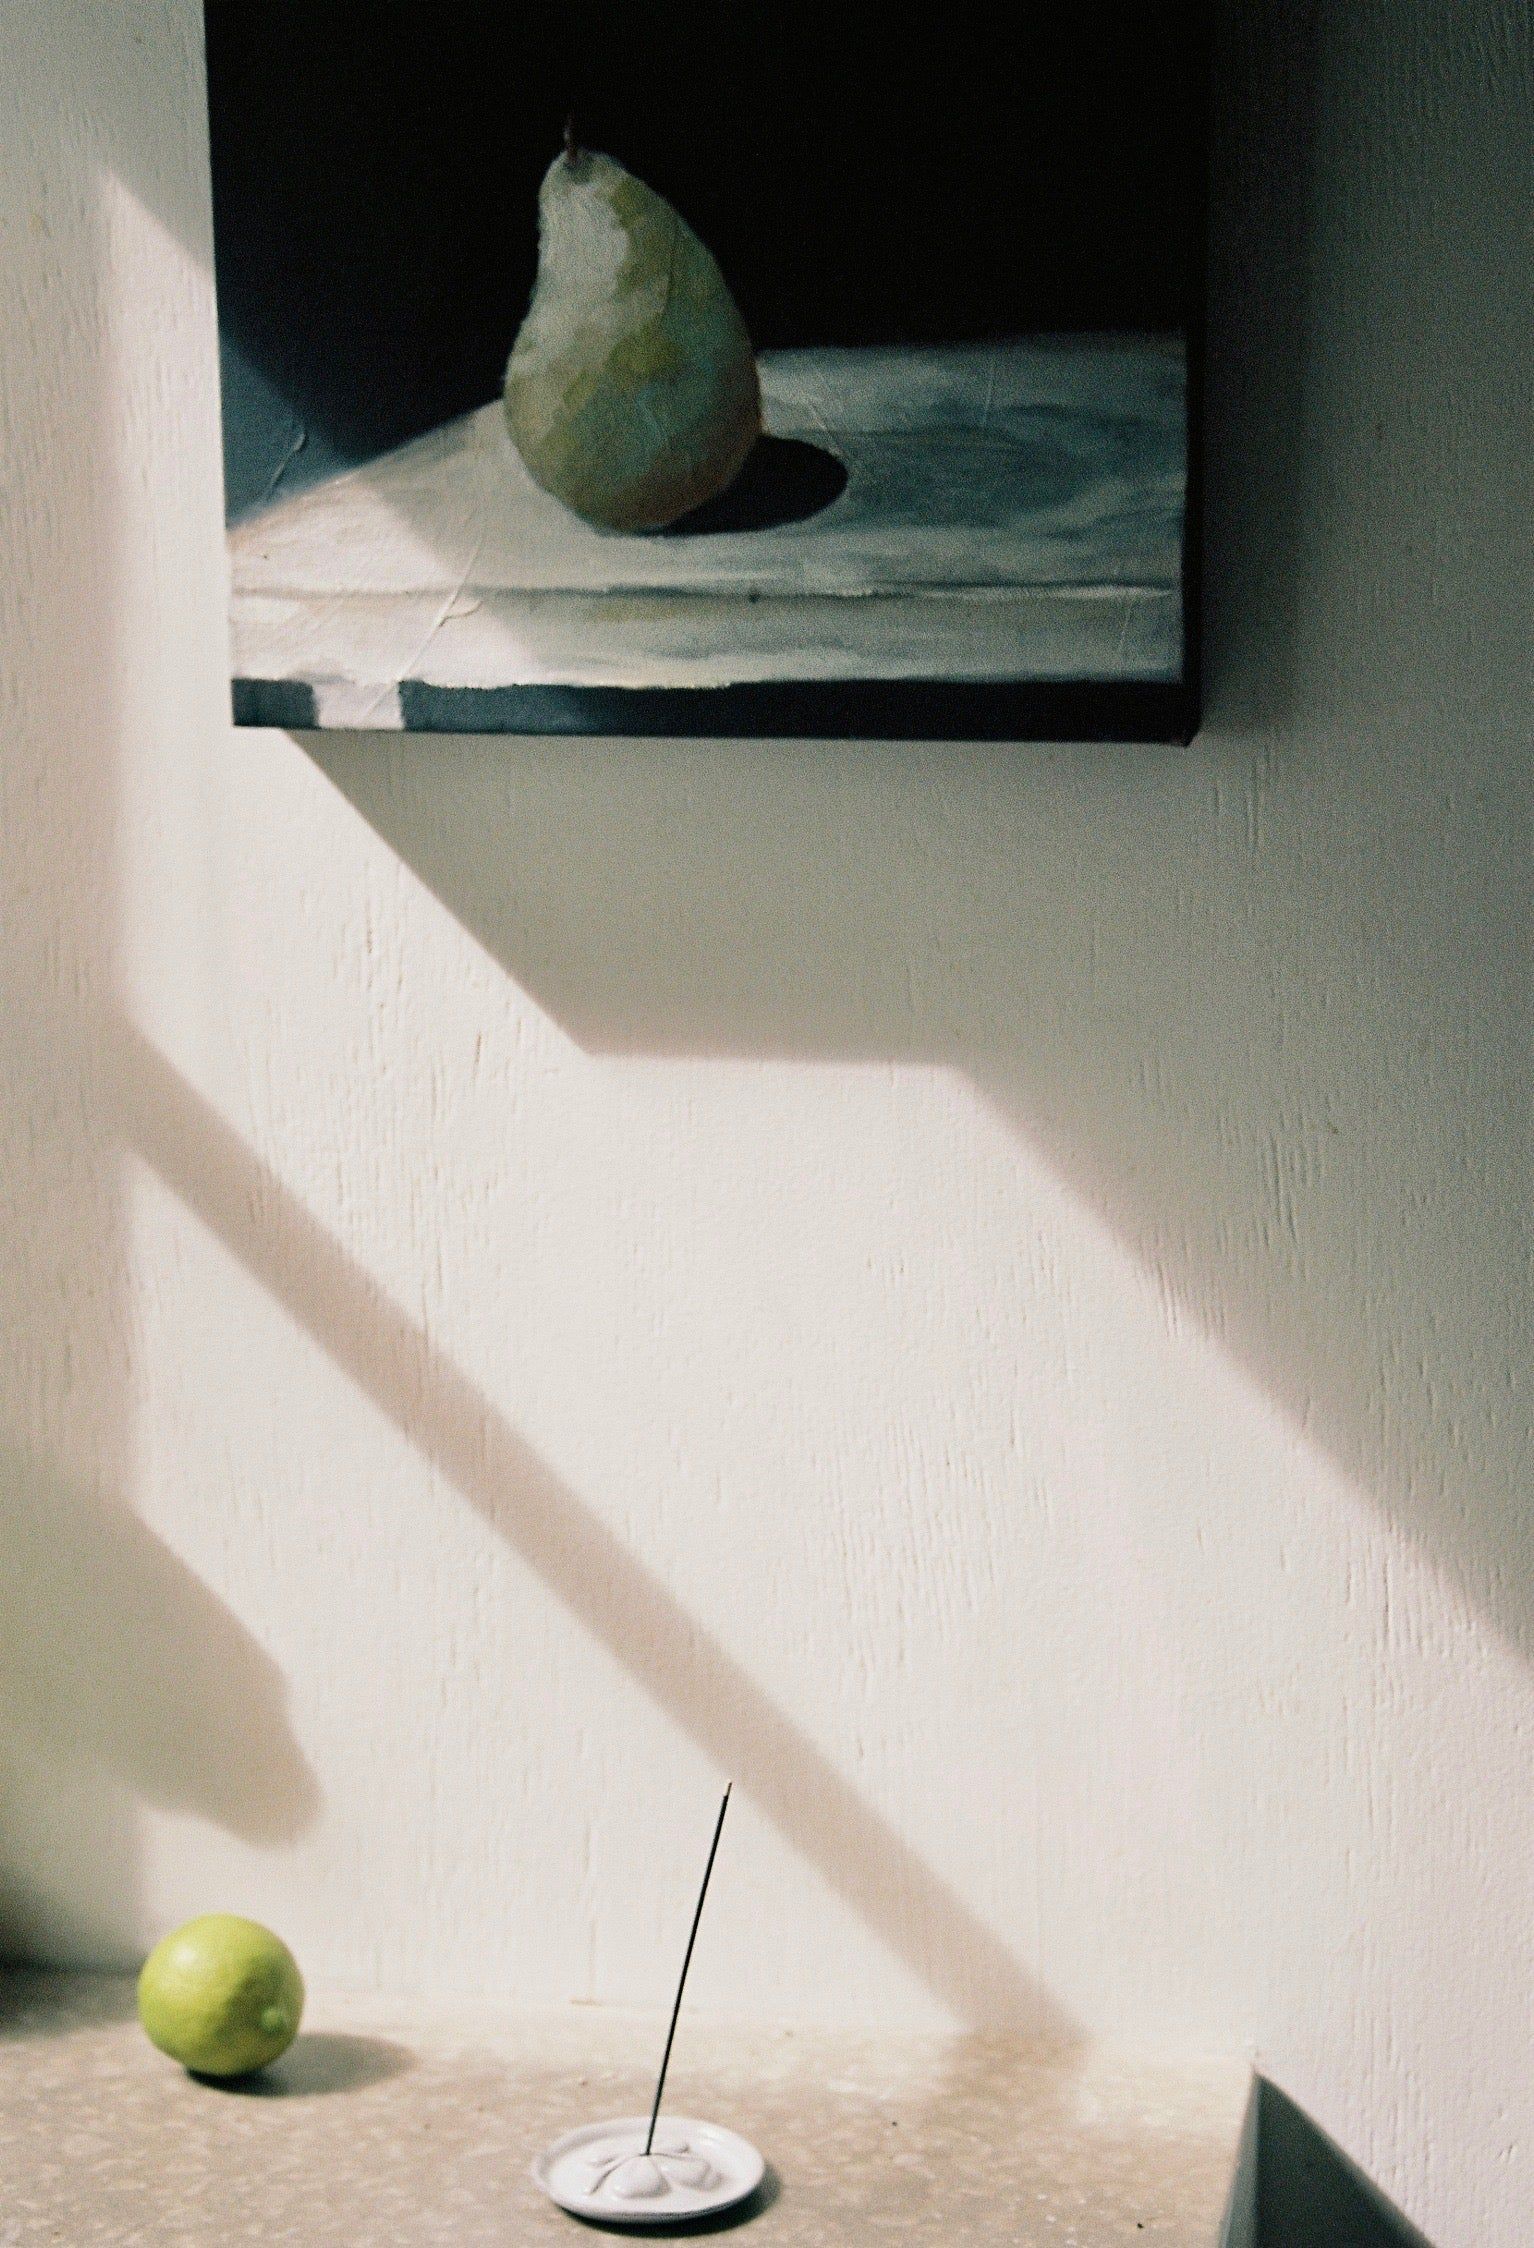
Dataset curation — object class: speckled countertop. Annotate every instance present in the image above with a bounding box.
[0,1974,1249,2244]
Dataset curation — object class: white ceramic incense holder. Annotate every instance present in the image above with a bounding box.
[534,1787,763,2228]
[533,2115,765,2225]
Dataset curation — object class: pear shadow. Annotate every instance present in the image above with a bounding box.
[660,440,849,538]
[191,2031,415,2098]
[567,2164,780,2236]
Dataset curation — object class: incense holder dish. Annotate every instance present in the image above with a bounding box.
[533,2114,765,2225]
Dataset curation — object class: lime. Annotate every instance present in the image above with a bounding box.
[137,1914,304,2077]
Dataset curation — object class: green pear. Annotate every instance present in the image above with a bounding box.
[504,144,761,532]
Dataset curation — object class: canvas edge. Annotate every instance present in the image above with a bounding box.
[231,675,1195,745]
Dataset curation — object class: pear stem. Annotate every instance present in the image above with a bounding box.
[564,114,580,166]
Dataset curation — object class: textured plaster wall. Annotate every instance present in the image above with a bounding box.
[0,5,1528,2245]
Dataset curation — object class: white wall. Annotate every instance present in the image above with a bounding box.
[1,5,1528,2243]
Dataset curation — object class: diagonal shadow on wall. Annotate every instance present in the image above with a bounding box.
[0,1438,319,1860]
[111,1015,1074,2042]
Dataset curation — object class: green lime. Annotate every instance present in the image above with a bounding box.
[137,1914,304,2077]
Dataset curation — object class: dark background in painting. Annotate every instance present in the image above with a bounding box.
[206,1,1204,521]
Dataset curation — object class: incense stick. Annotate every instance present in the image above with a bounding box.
[644,1783,732,2157]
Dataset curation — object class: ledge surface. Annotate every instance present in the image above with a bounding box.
[1,1972,1247,2244]
[228,337,1187,725]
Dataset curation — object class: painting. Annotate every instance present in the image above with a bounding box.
[204,4,1205,740]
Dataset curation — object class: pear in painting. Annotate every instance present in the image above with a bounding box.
[504,143,761,532]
